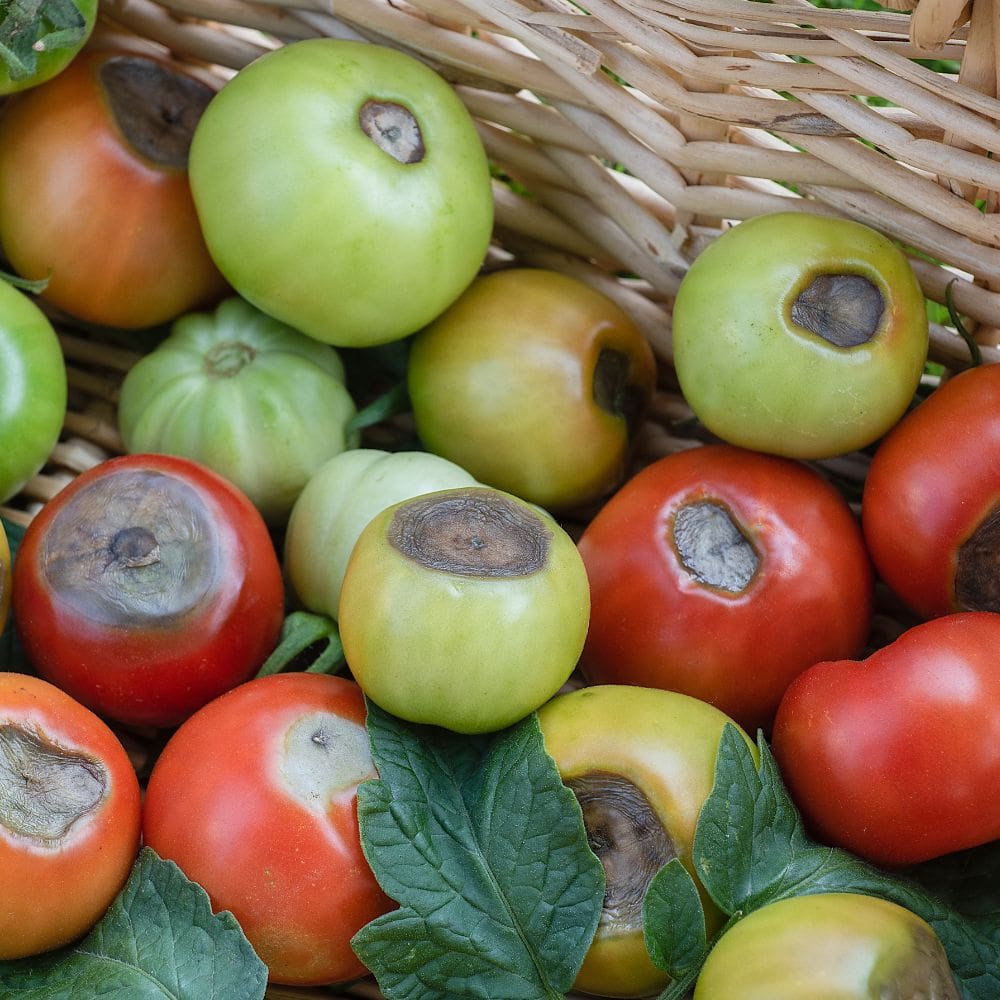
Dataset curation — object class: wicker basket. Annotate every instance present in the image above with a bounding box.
[2,0,997,996]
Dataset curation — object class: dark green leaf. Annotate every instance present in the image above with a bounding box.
[0,0,86,81]
[0,848,267,998]
[690,727,1000,1000]
[346,380,410,435]
[643,858,708,988]
[353,703,605,1000]
[255,609,344,677]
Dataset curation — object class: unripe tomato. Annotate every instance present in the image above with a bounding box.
[693,893,958,1000]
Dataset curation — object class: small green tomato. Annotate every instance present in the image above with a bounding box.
[672,212,929,459]
[339,486,590,734]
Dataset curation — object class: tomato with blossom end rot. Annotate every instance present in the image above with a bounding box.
[142,672,395,986]
[0,672,142,959]
[12,453,284,729]
[577,444,874,734]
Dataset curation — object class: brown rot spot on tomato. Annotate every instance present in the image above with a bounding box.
[954,505,1000,612]
[672,501,760,593]
[280,711,376,809]
[100,54,214,169]
[388,487,549,577]
[790,273,884,348]
[884,921,961,1000]
[41,469,221,626]
[592,348,647,438]
[567,771,675,932]
[0,723,107,843]
[359,100,424,164]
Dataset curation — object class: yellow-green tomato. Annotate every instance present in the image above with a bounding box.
[117,297,358,524]
[693,892,959,1000]
[408,268,657,512]
[339,485,590,734]
[188,38,494,348]
[672,213,929,459]
[284,448,478,620]
[537,685,755,999]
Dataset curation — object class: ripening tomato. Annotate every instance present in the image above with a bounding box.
[0,672,142,959]
[0,49,228,329]
[577,444,874,734]
[12,453,284,728]
[863,362,1000,619]
[773,611,1000,866]
[142,672,395,986]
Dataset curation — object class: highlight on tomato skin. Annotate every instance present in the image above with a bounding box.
[11,452,285,730]
[141,671,396,987]
[772,611,1000,867]
[0,47,229,330]
[0,672,142,960]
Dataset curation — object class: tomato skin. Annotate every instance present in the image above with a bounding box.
[0,672,142,959]
[142,672,395,986]
[0,521,10,634]
[863,363,1000,619]
[12,453,284,729]
[0,50,228,330]
[772,612,1000,866]
[577,444,873,734]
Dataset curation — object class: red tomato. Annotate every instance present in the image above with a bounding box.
[142,672,395,986]
[12,453,284,728]
[772,612,1000,866]
[577,444,873,733]
[0,672,141,959]
[0,49,228,330]
[863,363,1000,620]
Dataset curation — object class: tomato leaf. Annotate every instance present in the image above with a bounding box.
[353,702,605,1000]
[255,609,344,677]
[643,858,708,985]
[685,725,1000,1000]
[0,847,268,999]
[0,0,86,81]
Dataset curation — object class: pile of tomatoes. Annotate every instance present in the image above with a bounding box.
[2,11,998,999]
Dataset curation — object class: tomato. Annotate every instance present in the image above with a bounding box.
[0,672,141,959]
[0,280,68,503]
[672,212,928,459]
[188,38,494,348]
[117,296,358,525]
[577,444,874,734]
[0,0,96,94]
[0,49,228,330]
[407,268,657,511]
[339,485,590,734]
[863,362,1000,619]
[0,521,10,635]
[284,448,477,618]
[693,893,958,1000]
[773,611,1000,866]
[142,671,394,985]
[537,685,755,999]
[12,453,284,729]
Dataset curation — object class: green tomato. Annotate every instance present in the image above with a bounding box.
[693,892,959,1000]
[0,0,97,95]
[672,212,929,459]
[0,281,68,503]
[537,685,755,999]
[339,485,590,734]
[284,448,478,620]
[116,297,358,524]
[188,38,494,349]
